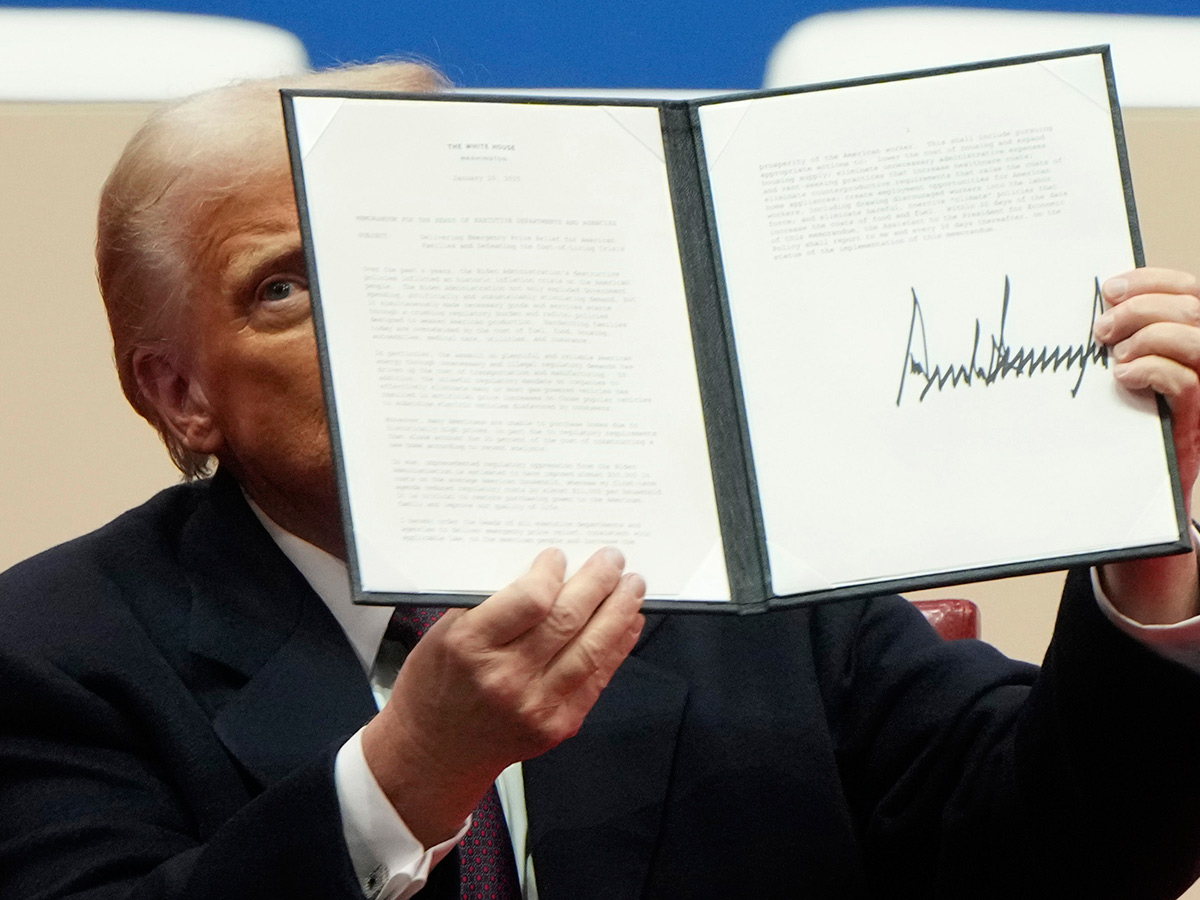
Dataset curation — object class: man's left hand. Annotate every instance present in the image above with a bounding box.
[1093,266,1200,624]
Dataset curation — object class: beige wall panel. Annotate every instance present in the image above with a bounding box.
[1125,108,1200,281]
[1,103,179,572]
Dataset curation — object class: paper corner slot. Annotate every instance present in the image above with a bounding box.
[292,95,348,160]
[763,540,836,597]
[355,535,422,595]
[674,538,734,603]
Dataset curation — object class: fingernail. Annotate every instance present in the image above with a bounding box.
[624,572,646,599]
[1112,340,1130,362]
[1093,314,1112,341]
[1102,277,1128,301]
[601,546,625,568]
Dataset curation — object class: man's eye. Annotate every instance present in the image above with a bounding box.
[257,276,308,305]
[262,280,296,302]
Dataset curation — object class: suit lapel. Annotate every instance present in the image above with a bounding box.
[174,473,690,890]
[523,617,688,900]
[181,472,377,787]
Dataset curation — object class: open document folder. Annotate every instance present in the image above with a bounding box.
[283,47,1188,613]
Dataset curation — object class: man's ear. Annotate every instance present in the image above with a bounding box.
[132,347,223,455]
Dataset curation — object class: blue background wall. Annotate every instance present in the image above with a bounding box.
[17,1,1200,88]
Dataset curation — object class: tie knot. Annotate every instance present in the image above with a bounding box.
[386,605,446,645]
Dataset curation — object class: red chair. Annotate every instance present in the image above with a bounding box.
[912,598,979,641]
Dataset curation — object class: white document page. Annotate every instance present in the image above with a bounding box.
[292,96,728,600]
[697,54,1179,595]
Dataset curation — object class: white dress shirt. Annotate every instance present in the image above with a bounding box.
[250,505,533,900]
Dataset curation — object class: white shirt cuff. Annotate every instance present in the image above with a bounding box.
[334,728,469,900]
[1091,567,1200,674]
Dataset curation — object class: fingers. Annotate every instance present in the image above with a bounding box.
[512,546,627,665]
[465,547,567,646]
[454,546,633,666]
[1103,267,1200,301]
[1112,353,1200,400]
[544,570,646,702]
[462,544,644,718]
[1095,268,1200,345]
[1095,267,1200,497]
[1094,268,1200,393]
[1108,320,1200,373]
[1095,294,1200,347]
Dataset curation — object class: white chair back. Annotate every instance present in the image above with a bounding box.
[764,8,1200,107]
[0,8,309,101]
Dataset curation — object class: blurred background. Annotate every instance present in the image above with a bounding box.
[9,0,1200,88]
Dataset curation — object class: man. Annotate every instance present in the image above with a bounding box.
[2,60,1200,900]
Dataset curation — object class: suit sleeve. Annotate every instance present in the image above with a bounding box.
[821,568,1200,900]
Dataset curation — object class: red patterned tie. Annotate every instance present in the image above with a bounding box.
[384,607,522,900]
[459,782,522,900]
[386,605,446,646]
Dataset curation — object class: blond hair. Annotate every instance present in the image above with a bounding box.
[97,61,446,477]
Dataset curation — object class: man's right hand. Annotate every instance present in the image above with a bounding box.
[360,546,646,847]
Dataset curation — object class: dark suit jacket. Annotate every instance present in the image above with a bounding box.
[2,473,1200,900]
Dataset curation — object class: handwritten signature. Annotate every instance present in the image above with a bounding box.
[895,277,1107,405]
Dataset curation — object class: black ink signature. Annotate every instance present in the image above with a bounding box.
[895,277,1108,405]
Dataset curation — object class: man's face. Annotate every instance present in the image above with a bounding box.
[178,168,341,553]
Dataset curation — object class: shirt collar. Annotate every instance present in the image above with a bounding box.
[244,496,392,675]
